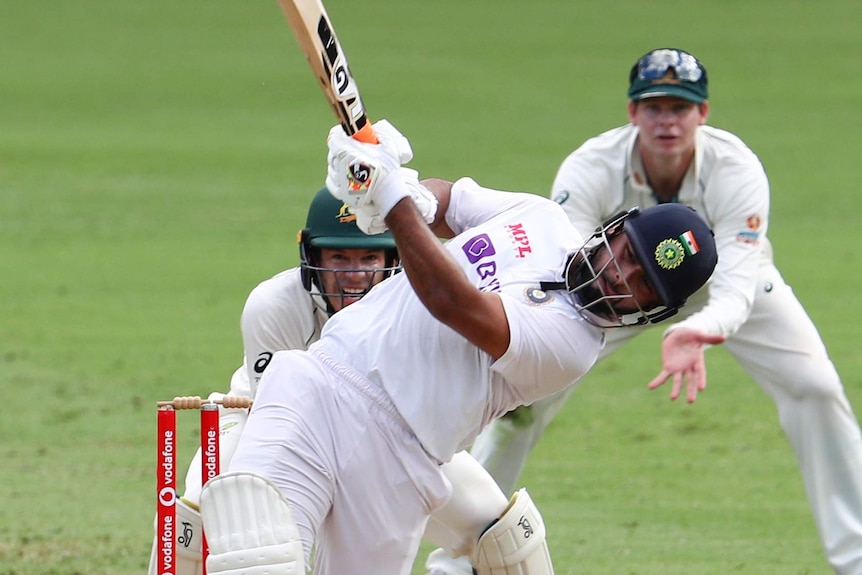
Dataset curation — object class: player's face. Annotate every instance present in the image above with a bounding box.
[628,97,709,158]
[590,232,661,315]
[317,247,389,313]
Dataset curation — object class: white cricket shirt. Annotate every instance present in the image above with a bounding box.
[315,177,604,462]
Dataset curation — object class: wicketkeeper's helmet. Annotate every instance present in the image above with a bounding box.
[299,187,400,315]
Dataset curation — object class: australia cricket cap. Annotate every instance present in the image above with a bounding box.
[624,204,717,309]
[628,48,709,104]
[303,187,396,250]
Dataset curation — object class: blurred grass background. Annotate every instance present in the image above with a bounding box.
[1,0,860,573]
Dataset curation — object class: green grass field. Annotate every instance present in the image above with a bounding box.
[2,1,861,573]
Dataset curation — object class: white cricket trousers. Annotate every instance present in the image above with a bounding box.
[229,348,452,575]
[472,264,862,574]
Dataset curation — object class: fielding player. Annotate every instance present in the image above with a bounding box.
[197,120,720,575]
[435,48,862,575]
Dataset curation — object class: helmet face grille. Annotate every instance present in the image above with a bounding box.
[565,210,653,328]
[302,259,401,315]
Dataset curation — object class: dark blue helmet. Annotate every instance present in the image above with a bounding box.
[566,204,717,327]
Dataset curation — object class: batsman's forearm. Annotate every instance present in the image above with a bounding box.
[386,196,510,359]
[385,198,473,323]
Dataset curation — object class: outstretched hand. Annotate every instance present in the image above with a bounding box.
[647,327,726,403]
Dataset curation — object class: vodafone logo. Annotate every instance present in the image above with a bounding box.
[158,487,176,507]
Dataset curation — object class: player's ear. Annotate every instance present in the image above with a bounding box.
[627,100,638,124]
[698,100,710,124]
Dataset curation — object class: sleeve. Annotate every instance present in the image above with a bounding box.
[668,154,770,337]
[240,272,317,395]
[444,177,548,235]
[491,295,603,407]
[550,146,623,239]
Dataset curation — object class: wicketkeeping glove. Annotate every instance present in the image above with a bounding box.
[325,119,413,212]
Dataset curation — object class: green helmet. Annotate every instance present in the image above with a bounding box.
[301,187,398,249]
[299,187,401,314]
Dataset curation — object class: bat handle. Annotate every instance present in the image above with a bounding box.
[352,121,378,144]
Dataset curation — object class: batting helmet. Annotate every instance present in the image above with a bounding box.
[565,204,717,327]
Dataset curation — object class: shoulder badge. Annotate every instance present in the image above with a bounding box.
[525,287,554,305]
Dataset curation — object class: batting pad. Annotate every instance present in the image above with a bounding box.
[200,471,305,575]
[471,488,554,575]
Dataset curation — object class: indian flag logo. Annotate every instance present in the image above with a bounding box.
[679,230,700,256]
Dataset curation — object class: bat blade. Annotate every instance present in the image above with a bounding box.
[276,0,377,143]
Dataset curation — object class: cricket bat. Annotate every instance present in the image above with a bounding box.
[276,0,378,143]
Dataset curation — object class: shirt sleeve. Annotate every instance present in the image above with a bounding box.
[669,153,770,337]
[241,270,318,395]
[491,293,603,407]
[551,143,625,238]
[445,177,548,235]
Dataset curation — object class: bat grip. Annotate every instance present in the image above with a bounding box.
[352,121,378,144]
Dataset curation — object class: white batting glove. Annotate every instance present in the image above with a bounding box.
[325,119,413,211]
[350,169,438,234]
[353,207,387,235]
[374,167,439,221]
[402,169,438,224]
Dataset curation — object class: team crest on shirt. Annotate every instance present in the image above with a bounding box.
[746,215,762,230]
[525,287,554,305]
[736,214,762,245]
[654,238,685,270]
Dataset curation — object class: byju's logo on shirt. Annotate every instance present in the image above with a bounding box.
[463,233,496,263]
[462,233,500,293]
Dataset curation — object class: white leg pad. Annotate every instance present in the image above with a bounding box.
[471,488,554,575]
[200,471,305,575]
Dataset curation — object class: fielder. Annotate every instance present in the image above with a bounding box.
[197,120,720,574]
[430,48,862,575]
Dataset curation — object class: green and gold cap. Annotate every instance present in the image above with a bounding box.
[628,48,708,104]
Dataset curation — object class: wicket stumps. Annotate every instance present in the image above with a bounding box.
[155,396,253,575]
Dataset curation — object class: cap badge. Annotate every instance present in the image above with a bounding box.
[336,203,357,223]
[654,238,685,270]
[651,69,681,86]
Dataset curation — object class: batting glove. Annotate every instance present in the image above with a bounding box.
[325,119,413,212]
[350,168,438,234]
